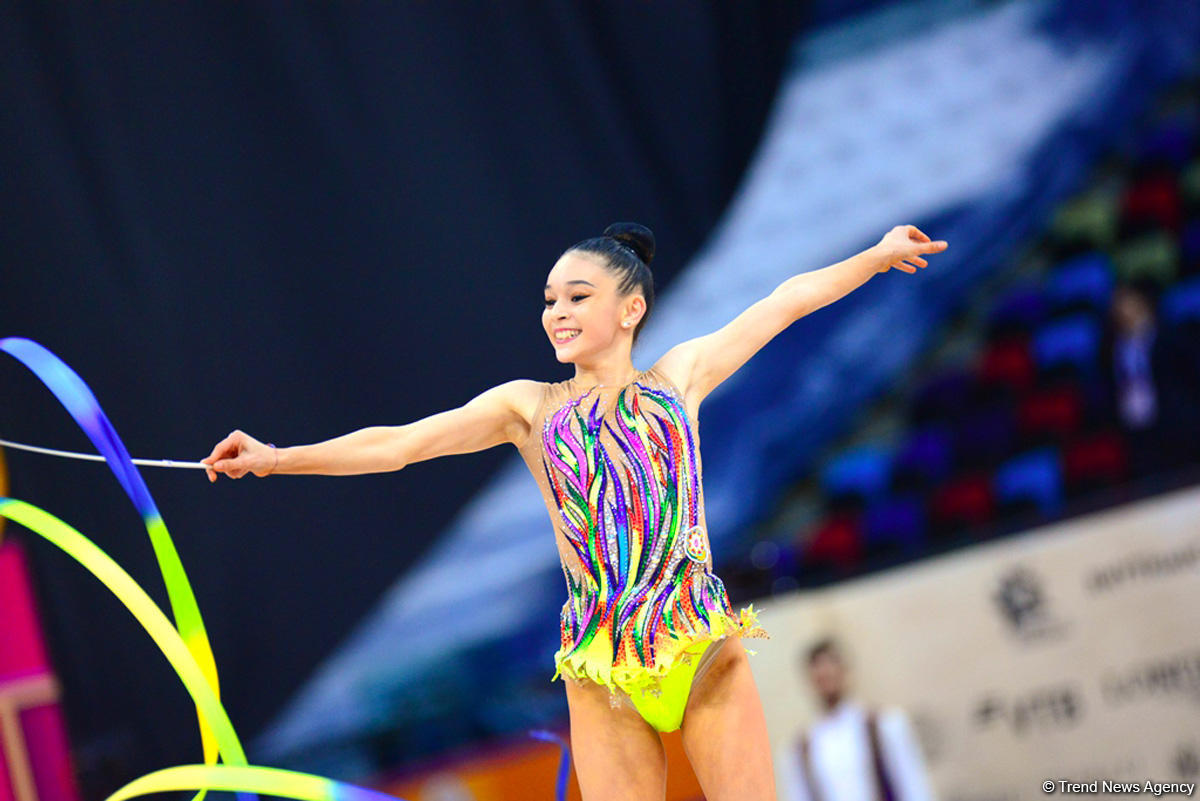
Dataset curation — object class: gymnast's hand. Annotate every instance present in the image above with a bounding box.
[875,224,948,273]
[201,430,275,482]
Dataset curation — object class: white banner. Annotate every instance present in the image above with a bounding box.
[752,484,1200,801]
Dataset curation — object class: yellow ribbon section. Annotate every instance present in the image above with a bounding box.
[0,497,401,801]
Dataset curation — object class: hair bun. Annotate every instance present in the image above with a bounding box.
[603,222,655,267]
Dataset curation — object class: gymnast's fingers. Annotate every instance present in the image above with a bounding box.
[203,431,244,465]
[203,431,247,481]
[907,224,931,243]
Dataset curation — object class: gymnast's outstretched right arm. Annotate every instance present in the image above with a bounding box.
[201,378,542,481]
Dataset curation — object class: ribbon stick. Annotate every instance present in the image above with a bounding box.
[0,437,210,469]
[0,337,570,801]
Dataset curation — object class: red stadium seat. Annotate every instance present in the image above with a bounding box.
[1016,383,1085,443]
[801,512,863,575]
[978,336,1037,396]
[929,473,995,537]
[1061,429,1130,493]
[1120,173,1183,234]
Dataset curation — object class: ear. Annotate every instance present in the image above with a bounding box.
[622,293,646,325]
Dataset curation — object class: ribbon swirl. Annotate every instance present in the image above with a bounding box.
[0,337,570,801]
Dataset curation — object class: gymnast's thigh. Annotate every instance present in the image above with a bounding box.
[563,676,668,801]
[679,635,777,801]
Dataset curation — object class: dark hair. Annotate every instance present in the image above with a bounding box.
[803,637,842,666]
[1115,277,1162,312]
[565,222,656,346]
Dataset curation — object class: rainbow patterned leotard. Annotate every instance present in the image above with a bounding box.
[516,365,768,730]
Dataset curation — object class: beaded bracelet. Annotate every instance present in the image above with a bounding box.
[267,443,278,476]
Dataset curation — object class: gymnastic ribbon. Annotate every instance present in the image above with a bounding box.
[528,729,572,801]
[0,336,570,801]
[0,336,405,801]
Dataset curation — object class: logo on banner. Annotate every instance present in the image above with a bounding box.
[992,565,1069,643]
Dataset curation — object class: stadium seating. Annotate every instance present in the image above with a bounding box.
[764,90,1200,586]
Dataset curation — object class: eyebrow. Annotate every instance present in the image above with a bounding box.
[544,280,596,290]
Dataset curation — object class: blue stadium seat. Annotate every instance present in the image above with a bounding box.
[993,446,1063,517]
[821,444,893,501]
[1043,251,1114,313]
[986,283,1048,337]
[1032,313,1102,375]
[1135,115,1198,170]
[1160,275,1200,325]
[1181,218,1200,271]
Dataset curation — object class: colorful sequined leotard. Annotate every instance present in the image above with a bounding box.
[516,365,769,731]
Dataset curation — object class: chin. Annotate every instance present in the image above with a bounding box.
[551,338,588,363]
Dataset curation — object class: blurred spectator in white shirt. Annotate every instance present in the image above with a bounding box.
[776,638,937,801]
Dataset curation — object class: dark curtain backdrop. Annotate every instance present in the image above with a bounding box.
[0,0,808,789]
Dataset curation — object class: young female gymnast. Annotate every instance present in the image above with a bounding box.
[202,222,947,801]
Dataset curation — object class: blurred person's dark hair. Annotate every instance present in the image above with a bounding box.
[1110,277,1163,334]
[1114,277,1163,311]
[803,636,844,666]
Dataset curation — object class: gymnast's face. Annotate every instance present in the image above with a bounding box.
[543,251,640,364]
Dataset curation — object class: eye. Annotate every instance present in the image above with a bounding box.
[543,294,589,307]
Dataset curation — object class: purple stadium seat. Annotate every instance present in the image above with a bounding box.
[863,493,927,560]
[952,401,1019,471]
[986,283,1048,339]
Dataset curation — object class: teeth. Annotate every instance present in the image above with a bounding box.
[555,330,581,342]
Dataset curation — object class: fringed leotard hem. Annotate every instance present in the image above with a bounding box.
[550,602,770,693]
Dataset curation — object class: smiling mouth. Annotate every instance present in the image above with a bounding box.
[554,329,581,343]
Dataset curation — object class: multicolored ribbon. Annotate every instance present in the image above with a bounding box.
[0,337,571,801]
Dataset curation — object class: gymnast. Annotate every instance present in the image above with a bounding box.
[202,222,947,801]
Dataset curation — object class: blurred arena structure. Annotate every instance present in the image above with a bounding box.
[251,0,1200,784]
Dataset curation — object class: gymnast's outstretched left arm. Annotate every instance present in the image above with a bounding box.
[653,224,947,411]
